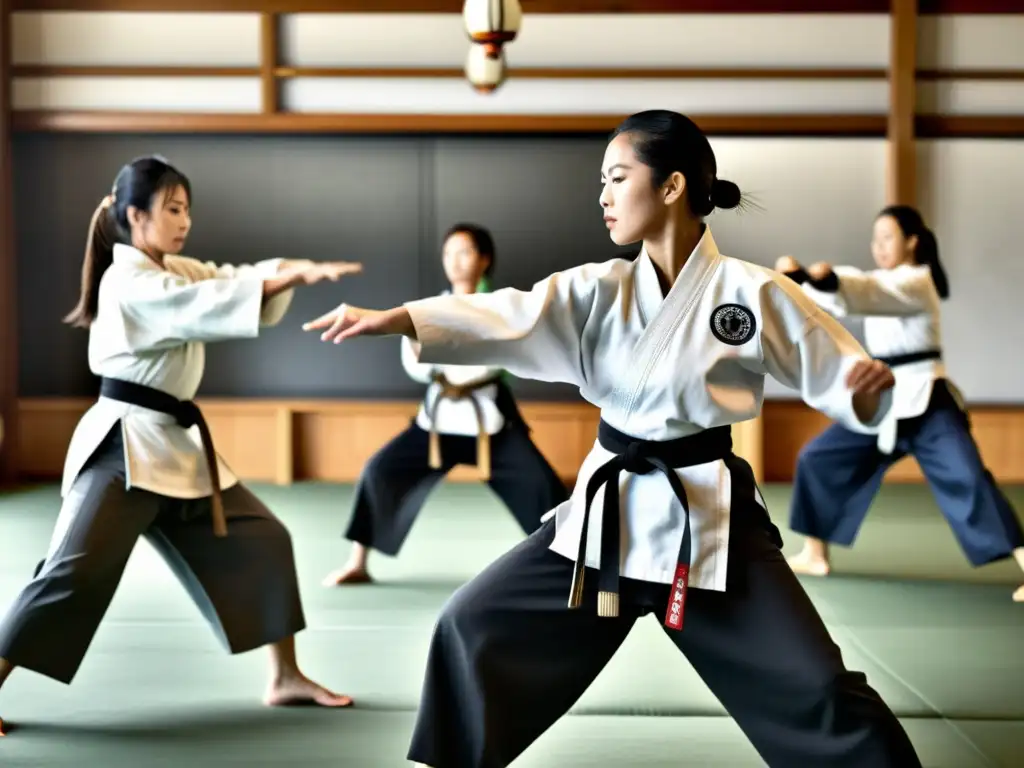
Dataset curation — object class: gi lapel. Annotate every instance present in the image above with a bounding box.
[620,228,723,417]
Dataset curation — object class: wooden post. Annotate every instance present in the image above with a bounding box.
[887,0,917,206]
[0,0,18,485]
[261,13,279,114]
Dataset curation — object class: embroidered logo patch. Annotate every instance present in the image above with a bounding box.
[710,304,756,346]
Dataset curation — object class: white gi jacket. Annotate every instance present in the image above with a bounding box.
[801,264,951,454]
[401,335,505,437]
[405,228,890,592]
[60,243,294,500]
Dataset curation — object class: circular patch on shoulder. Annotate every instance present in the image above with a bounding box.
[710,304,756,346]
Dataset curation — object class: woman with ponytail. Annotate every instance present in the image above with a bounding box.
[779,205,1024,601]
[0,155,364,727]
[323,223,567,586]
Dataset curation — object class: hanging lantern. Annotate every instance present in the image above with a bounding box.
[463,0,522,58]
[465,43,506,94]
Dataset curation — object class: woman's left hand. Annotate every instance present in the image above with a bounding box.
[846,359,894,394]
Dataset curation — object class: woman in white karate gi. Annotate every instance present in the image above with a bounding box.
[304,111,921,767]
[323,223,567,586]
[0,155,361,732]
[778,206,1024,601]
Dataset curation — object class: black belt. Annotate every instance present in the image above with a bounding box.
[876,349,941,368]
[99,377,227,537]
[569,420,733,632]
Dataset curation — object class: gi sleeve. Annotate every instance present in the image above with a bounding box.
[400,336,435,384]
[404,263,609,389]
[195,256,293,326]
[802,265,933,318]
[115,266,267,352]
[758,279,891,433]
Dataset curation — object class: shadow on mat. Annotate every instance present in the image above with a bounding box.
[2,706,373,741]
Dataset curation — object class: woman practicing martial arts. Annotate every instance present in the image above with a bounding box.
[323,223,567,586]
[0,155,361,735]
[304,110,922,767]
[777,206,1024,602]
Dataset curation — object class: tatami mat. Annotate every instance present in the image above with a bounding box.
[1,480,1022,766]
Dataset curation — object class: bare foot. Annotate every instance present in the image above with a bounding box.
[322,566,373,587]
[264,674,353,708]
[1013,584,1024,602]
[0,715,6,736]
[787,549,831,577]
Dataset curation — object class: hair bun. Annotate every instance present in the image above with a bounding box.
[710,179,742,210]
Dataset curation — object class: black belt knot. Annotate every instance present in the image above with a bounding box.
[568,420,733,632]
[620,442,657,475]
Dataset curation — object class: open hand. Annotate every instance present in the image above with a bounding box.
[302,304,415,343]
[297,261,363,285]
[807,262,833,282]
[846,359,894,395]
[775,255,800,273]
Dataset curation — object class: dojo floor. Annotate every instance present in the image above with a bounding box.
[1,481,1023,767]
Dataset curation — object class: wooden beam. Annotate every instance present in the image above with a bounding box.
[886,0,916,207]
[0,0,17,485]
[9,1,896,13]
[916,116,1024,139]
[260,13,279,113]
[10,111,889,136]
[9,0,1018,12]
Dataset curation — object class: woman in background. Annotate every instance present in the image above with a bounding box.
[323,223,567,586]
[0,155,361,736]
[778,205,1024,602]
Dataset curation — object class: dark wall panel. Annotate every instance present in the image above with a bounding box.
[14,133,624,401]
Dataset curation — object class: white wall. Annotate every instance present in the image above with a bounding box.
[8,11,1024,402]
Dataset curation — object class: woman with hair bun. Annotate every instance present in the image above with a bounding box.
[305,111,919,767]
[779,206,1024,601]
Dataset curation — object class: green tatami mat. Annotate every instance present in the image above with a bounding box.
[2,481,1024,765]
[0,711,1001,768]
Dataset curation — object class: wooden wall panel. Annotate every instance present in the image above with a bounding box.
[761,401,1024,484]
[12,399,772,486]
[0,0,16,485]
[14,398,1024,487]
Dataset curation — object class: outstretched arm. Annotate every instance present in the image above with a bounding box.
[775,256,933,317]
[305,264,612,389]
[758,279,894,431]
[119,259,362,353]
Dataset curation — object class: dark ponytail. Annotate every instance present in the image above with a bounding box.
[878,204,949,300]
[63,155,192,328]
[63,196,121,328]
[611,110,742,218]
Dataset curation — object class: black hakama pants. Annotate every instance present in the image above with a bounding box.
[407,457,920,768]
[0,425,306,685]
[789,380,1024,566]
[344,422,568,557]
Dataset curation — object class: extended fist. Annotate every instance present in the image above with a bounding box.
[845,358,894,395]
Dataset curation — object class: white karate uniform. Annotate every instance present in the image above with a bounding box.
[60,243,294,500]
[405,227,890,592]
[400,314,505,439]
[800,264,951,454]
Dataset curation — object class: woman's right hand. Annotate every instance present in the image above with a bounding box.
[302,304,416,343]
